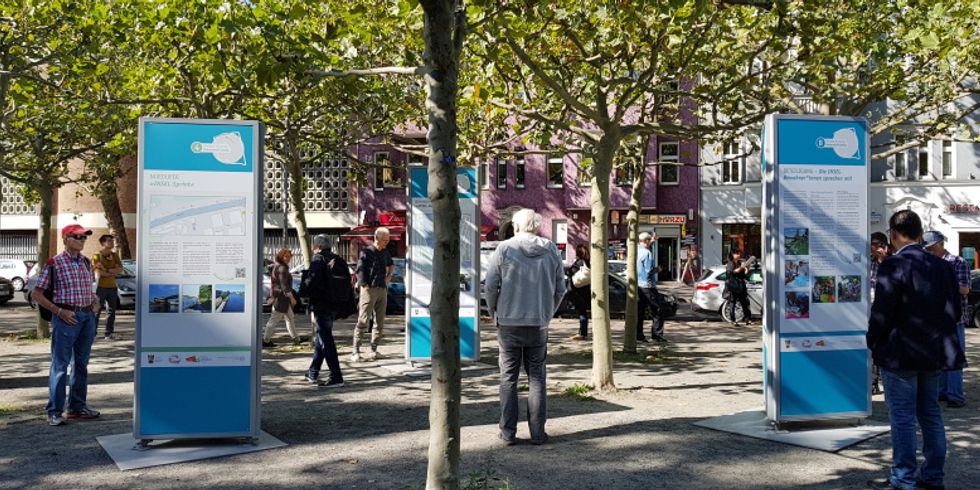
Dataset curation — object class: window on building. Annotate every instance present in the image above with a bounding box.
[722,223,762,263]
[496,159,508,189]
[659,142,679,184]
[615,164,634,187]
[480,160,489,189]
[547,157,564,188]
[722,141,741,184]
[408,154,426,166]
[576,157,592,186]
[515,159,525,188]
[917,143,929,178]
[373,152,389,190]
[894,150,907,179]
[942,140,953,178]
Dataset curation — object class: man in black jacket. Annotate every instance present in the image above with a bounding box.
[866,210,965,490]
[302,234,347,388]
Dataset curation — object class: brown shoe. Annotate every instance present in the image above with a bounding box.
[569,335,588,341]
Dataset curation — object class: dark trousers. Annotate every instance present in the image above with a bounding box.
[637,286,663,339]
[498,326,548,442]
[308,310,343,382]
[571,287,589,337]
[727,291,752,323]
[95,287,119,335]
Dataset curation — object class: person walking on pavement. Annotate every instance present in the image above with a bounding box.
[866,210,965,490]
[92,234,122,340]
[636,232,665,342]
[351,227,394,362]
[725,249,754,327]
[32,224,103,426]
[485,209,565,446]
[301,235,348,388]
[923,230,970,409]
[567,243,591,341]
[262,248,301,348]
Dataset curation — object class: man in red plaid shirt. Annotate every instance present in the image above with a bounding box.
[32,224,102,426]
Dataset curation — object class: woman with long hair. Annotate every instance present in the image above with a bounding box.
[262,248,300,347]
[568,243,591,340]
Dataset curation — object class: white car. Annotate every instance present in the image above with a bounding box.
[691,265,764,318]
[0,258,33,291]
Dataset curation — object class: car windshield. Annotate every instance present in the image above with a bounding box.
[117,266,136,278]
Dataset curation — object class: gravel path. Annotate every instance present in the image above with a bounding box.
[1,301,977,489]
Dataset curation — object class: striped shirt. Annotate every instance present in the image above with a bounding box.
[36,251,96,306]
[941,251,970,327]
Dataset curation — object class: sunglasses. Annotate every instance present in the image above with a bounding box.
[67,234,89,240]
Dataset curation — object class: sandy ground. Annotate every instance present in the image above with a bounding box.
[1,295,978,490]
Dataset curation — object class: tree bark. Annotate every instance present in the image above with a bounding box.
[622,145,646,354]
[98,181,132,259]
[421,1,463,489]
[35,182,54,338]
[589,130,621,391]
[284,134,313,266]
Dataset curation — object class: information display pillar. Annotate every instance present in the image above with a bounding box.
[761,114,871,423]
[134,118,263,440]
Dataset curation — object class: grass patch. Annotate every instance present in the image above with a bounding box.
[267,343,314,354]
[517,384,529,392]
[461,458,517,490]
[0,403,29,417]
[560,383,596,401]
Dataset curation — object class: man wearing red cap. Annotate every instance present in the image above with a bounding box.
[31,224,102,426]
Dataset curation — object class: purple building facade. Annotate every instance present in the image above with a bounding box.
[352,138,699,281]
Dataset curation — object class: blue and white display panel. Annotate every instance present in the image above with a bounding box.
[762,114,871,423]
[406,167,480,361]
[135,118,263,439]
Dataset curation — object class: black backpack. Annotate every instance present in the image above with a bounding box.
[39,265,57,321]
[301,252,357,318]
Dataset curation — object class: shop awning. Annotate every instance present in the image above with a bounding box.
[339,225,405,241]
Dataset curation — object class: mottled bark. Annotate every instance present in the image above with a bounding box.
[589,131,621,391]
[421,1,464,489]
[98,182,132,259]
[622,150,645,354]
[284,135,313,266]
[35,183,54,338]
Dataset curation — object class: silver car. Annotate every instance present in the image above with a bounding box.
[691,265,764,317]
[24,263,137,310]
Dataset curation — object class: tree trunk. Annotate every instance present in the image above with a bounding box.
[589,131,621,391]
[35,182,54,338]
[285,155,312,267]
[421,1,463,489]
[622,149,645,354]
[98,181,132,259]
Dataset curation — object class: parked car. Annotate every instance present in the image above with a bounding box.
[0,258,33,291]
[969,269,980,329]
[262,270,305,313]
[691,265,764,317]
[555,269,678,320]
[0,276,14,304]
[23,263,137,310]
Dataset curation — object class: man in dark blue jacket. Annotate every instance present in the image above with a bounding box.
[866,210,965,490]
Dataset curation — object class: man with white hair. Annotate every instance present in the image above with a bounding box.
[352,226,394,361]
[485,208,566,446]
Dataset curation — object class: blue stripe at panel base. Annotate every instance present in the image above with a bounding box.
[139,367,252,435]
[779,349,868,416]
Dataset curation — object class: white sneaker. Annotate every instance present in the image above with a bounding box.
[349,352,362,362]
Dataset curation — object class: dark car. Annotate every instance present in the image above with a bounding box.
[385,258,406,315]
[0,276,14,304]
[969,270,979,328]
[556,271,678,320]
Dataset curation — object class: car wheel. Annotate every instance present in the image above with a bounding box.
[973,307,980,329]
[720,300,748,324]
[10,277,24,291]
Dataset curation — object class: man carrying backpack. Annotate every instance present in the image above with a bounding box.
[300,234,350,388]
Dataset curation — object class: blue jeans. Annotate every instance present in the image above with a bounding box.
[308,311,342,382]
[498,326,548,442]
[938,323,966,403]
[881,368,946,489]
[46,311,97,416]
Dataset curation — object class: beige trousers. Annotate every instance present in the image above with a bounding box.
[353,286,387,351]
[263,307,297,342]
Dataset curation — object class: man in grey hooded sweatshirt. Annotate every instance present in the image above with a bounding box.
[485,208,566,445]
